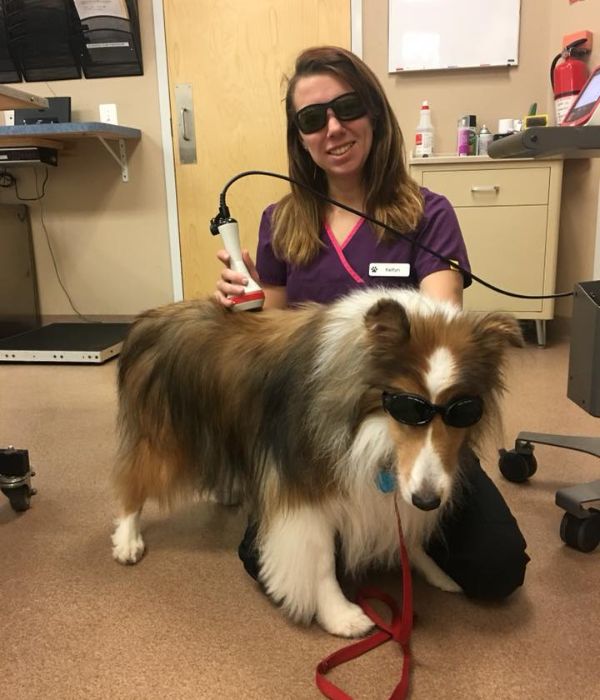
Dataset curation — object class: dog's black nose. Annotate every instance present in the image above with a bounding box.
[411,492,441,511]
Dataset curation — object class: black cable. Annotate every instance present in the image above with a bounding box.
[217,169,573,301]
[15,165,49,201]
[0,164,94,322]
[34,168,92,322]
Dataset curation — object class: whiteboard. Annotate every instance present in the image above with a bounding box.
[388,0,520,72]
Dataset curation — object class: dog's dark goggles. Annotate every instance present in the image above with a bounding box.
[382,392,484,428]
[295,92,367,134]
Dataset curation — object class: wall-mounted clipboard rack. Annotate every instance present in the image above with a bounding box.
[0,121,141,181]
[3,0,83,81]
[77,0,143,78]
[1,0,143,83]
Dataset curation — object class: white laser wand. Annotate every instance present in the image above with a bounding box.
[211,217,265,312]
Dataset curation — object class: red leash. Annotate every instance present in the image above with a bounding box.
[316,498,413,700]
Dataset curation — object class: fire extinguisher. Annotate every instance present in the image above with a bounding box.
[551,38,590,125]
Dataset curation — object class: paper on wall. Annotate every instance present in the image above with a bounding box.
[73,0,129,21]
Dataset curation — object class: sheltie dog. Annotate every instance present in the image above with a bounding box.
[111,287,522,638]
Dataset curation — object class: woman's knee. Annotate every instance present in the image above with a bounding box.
[458,535,530,600]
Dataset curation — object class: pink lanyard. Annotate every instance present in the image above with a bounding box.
[315,498,413,700]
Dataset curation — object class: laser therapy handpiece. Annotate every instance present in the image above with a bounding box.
[210,214,265,312]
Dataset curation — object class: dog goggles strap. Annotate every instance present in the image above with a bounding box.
[315,498,413,700]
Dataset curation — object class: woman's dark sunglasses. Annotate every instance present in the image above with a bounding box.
[295,92,367,134]
[382,392,484,428]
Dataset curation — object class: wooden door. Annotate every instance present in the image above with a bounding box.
[162,1,351,299]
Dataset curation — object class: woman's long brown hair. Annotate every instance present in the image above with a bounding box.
[271,46,424,266]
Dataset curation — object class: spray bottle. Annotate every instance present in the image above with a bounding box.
[414,100,434,157]
[477,125,492,156]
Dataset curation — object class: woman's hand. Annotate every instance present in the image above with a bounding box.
[214,248,261,307]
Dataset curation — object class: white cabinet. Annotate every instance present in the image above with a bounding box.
[410,156,563,343]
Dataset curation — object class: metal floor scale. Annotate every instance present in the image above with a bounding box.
[0,322,130,364]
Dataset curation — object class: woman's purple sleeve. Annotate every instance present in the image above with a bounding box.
[413,191,472,288]
[255,204,287,286]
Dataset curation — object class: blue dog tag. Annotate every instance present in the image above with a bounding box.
[376,470,396,493]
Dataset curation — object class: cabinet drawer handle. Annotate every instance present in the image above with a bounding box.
[471,185,499,193]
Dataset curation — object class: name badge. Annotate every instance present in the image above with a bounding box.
[368,262,410,278]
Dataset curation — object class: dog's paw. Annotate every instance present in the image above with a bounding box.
[111,531,145,565]
[424,567,462,593]
[410,548,463,594]
[317,601,374,638]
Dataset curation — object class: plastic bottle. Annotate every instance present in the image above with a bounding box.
[457,119,470,156]
[457,115,477,156]
[414,100,434,157]
[478,125,492,155]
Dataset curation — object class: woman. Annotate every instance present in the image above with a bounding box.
[216,46,529,600]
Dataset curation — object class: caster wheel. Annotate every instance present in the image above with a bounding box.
[498,448,537,483]
[560,512,600,553]
[1,485,32,512]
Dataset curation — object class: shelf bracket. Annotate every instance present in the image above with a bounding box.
[96,136,129,182]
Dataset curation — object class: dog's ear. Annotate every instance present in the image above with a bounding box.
[474,312,524,348]
[364,299,411,347]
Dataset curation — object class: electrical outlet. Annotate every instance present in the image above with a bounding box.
[4,110,14,126]
[99,103,119,125]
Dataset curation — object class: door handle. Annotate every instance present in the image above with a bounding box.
[175,83,197,164]
[180,108,191,141]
